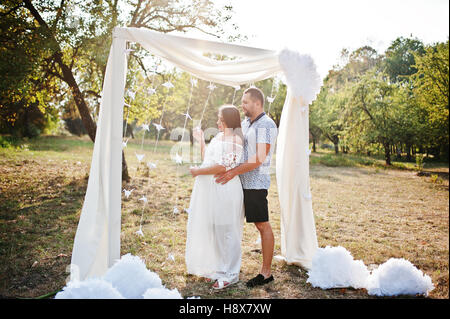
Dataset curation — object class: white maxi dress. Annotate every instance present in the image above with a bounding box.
[185,132,245,284]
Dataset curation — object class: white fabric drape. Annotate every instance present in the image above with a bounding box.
[113,27,282,87]
[70,35,127,281]
[276,93,319,270]
[71,27,320,281]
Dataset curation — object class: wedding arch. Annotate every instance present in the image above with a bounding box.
[70,27,322,281]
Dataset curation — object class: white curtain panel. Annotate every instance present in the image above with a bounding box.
[71,27,321,281]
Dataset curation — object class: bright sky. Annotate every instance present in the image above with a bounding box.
[189,0,449,79]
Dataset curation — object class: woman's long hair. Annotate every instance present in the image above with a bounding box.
[218,104,244,142]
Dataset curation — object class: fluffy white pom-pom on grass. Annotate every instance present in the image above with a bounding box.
[143,287,183,299]
[306,246,370,289]
[278,48,322,106]
[54,278,124,299]
[366,258,434,296]
[56,254,191,299]
[103,253,163,299]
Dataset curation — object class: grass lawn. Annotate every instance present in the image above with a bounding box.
[0,135,448,299]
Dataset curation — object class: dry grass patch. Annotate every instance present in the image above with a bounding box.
[0,136,448,299]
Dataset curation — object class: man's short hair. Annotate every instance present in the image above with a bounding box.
[244,87,265,108]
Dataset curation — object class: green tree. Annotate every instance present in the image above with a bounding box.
[348,71,407,165]
[0,1,60,137]
[311,45,381,154]
[1,0,243,180]
[410,40,449,160]
[383,36,425,83]
[264,80,286,127]
[313,85,349,154]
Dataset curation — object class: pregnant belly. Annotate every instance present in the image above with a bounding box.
[191,175,244,225]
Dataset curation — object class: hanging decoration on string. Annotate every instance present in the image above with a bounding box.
[266,79,276,118]
[172,75,197,216]
[134,72,175,237]
[120,53,222,242]
[152,74,173,154]
[198,81,216,128]
[231,85,240,105]
[122,102,132,149]
[147,58,161,95]
[121,52,164,238]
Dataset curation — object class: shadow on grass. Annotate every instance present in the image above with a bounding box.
[0,174,87,298]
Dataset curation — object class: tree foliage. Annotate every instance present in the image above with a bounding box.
[310,37,449,164]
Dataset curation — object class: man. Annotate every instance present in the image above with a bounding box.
[215,87,278,288]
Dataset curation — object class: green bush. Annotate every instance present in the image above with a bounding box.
[0,135,20,148]
[318,154,352,167]
[415,154,424,171]
[310,152,377,168]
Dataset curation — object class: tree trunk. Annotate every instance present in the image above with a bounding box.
[328,134,339,154]
[431,146,440,160]
[384,142,391,165]
[121,150,130,182]
[126,125,135,139]
[24,0,130,182]
[312,138,316,153]
[396,143,402,160]
[406,142,412,161]
[442,143,449,162]
[54,53,97,141]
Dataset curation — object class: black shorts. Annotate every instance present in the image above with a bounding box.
[243,189,269,223]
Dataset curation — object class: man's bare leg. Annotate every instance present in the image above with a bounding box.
[254,221,274,278]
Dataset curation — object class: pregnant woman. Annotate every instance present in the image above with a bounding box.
[185,104,245,290]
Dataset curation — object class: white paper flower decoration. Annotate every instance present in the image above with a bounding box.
[135,227,144,237]
[123,189,134,199]
[147,162,157,169]
[207,83,217,91]
[181,112,192,120]
[128,90,136,100]
[153,123,165,132]
[162,81,174,89]
[139,196,148,204]
[174,153,183,165]
[135,153,145,163]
